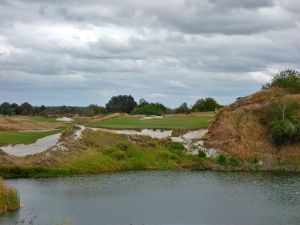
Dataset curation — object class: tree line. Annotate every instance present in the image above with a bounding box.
[0,96,222,117]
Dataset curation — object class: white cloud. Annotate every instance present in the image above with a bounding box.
[0,0,299,107]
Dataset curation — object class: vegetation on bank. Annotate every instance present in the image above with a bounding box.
[203,69,300,170]
[90,113,213,130]
[262,70,300,145]
[0,129,62,146]
[263,69,300,93]
[0,178,19,214]
[264,99,300,145]
[0,126,233,178]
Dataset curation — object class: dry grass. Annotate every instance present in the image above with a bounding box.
[0,177,20,214]
[204,88,300,169]
[0,115,63,131]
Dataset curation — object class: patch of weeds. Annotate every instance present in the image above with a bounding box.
[229,156,239,167]
[198,149,207,159]
[217,154,227,165]
[168,142,184,156]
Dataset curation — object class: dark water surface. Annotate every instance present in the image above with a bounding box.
[1,171,300,225]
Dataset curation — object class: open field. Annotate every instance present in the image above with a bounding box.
[89,113,214,130]
[0,129,62,146]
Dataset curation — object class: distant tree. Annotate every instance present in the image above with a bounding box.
[131,102,167,116]
[0,102,11,115]
[40,105,46,111]
[106,95,137,113]
[138,98,149,107]
[176,102,190,114]
[192,98,221,112]
[19,102,33,115]
[262,69,300,93]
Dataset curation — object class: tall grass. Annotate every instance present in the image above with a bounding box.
[0,177,20,214]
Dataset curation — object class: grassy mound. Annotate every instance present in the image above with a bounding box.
[0,178,19,214]
[203,88,300,170]
[0,126,220,178]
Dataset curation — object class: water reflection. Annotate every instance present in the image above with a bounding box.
[1,171,300,225]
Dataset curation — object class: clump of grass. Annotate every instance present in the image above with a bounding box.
[198,149,207,158]
[0,177,20,214]
[217,154,226,165]
[229,156,239,167]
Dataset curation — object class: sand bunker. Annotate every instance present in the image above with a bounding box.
[94,128,173,139]
[1,133,61,157]
[141,116,163,120]
[56,117,74,122]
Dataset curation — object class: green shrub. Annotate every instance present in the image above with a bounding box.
[168,142,184,156]
[263,69,300,93]
[229,156,239,167]
[217,154,226,165]
[131,103,166,116]
[198,149,206,158]
[264,100,300,145]
[111,150,127,160]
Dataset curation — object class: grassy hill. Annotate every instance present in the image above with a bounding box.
[203,88,300,171]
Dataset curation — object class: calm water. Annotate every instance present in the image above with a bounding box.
[1,171,300,225]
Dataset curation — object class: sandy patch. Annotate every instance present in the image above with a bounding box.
[93,128,173,139]
[1,133,61,157]
[56,117,74,122]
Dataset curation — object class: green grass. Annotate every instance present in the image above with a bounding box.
[61,130,211,174]
[0,129,62,146]
[90,113,214,130]
[26,116,60,123]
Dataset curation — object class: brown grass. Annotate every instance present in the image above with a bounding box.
[203,88,300,169]
[0,116,63,131]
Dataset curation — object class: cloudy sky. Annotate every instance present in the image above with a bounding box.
[0,0,300,107]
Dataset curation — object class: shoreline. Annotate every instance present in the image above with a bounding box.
[1,165,299,179]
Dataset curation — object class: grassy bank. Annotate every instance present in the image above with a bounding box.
[0,178,19,214]
[50,130,214,174]
[0,129,62,146]
[90,113,214,130]
[0,127,220,178]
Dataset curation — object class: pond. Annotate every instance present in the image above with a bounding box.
[1,171,300,225]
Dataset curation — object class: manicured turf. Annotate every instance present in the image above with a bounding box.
[0,129,62,146]
[26,116,60,123]
[90,113,214,130]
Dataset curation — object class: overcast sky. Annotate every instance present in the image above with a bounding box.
[0,0,300,107]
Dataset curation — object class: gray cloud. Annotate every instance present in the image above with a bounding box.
[0,0,300,107]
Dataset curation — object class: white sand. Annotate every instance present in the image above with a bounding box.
[56,117,74,122]
[74,125,86,139]
[1,133,61,157]
[94,128,173,139]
